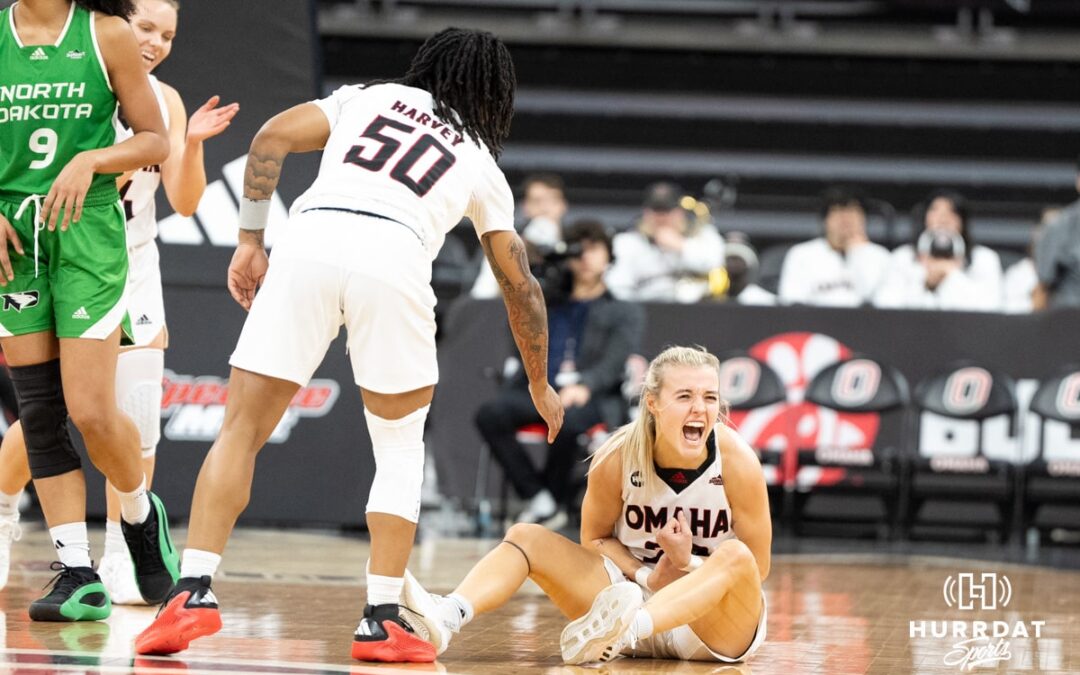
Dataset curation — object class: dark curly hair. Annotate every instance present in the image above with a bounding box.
[392,28,516,159]
[75,0,136,18]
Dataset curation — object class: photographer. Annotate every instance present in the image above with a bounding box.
[875,189,1002,311]
[471,173,568,299]
[475,221,644,526]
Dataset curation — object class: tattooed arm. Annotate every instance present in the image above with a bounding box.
[228,103,330,310]
[481,230,565,442]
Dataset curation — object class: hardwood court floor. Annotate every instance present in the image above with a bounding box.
[0,526,1078,674]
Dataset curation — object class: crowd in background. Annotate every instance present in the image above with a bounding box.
[459,166,1080,525]
[465,166,1080,314]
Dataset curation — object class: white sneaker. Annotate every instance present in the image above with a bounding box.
[0,512,21,590]
[96,552,146,605]
[400,568,452,655]
[560,581,643,665]
[518,490,557,524]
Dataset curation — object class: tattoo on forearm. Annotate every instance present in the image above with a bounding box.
[244,149,282,201]
[483,236,549,384]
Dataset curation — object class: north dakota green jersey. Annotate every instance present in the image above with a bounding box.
[0,3,119,206]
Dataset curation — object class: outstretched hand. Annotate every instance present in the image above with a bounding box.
[187,95,240,144]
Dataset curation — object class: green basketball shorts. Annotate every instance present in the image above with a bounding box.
[0,196,132,341]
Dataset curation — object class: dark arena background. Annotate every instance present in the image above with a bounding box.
[0,0,1078,673]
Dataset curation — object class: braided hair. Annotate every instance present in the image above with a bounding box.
[395,28,516,159]
[75,0,137,18]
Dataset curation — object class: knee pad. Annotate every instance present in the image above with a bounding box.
[116,348,164,457]
[365,404,428,523]
[9,360,81,479]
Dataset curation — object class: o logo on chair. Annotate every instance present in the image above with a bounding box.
[830,359,881,407]
[943,368,993,416]
[719,357,760,406]
[1055,373,1080,420]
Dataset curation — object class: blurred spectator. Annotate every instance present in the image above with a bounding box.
[718,231,777,305]
[475,221,644,527]
[778,187,890,307]
[606,182,724,303]
[1003,208,1057,314]
[875,189,1002,312]
[471,173,569,299]
[1034,159,1080,310]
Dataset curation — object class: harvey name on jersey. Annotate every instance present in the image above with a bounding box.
[389,100,465,147]
[616,429,734,566]
[0,82,94,124]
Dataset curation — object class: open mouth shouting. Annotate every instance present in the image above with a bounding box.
[682,421,706,443]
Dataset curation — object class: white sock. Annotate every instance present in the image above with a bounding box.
[50,522,92,569]
[116,477,151,525]
[180,549,221,580]
[0,490,22,516]
[102,520,129,559]
[629,608,654,641]
[443,592,474,632]
[366,572,404,607]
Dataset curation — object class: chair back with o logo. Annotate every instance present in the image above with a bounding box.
[794,356,909,535]
[1023,366,1080,531]
[718,352,787,517]
[907,362,1019,540]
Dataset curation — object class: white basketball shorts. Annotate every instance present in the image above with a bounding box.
[126,239,166,347]
[229,209,439,393]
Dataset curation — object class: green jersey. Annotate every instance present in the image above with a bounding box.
[0,3,119,206]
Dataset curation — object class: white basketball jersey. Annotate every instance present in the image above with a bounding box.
[115,74,169,249]
[294,83,515,259]
[614,427,737,567]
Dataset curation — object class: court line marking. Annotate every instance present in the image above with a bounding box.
[0,648,460,675]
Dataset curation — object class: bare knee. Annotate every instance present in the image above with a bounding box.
[504,522,549,557]
[67,400,119,439]
[709,539,761,583]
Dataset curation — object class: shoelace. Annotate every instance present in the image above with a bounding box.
[0,519,21,544]
[131,517,165,574]
[40,561,92,596]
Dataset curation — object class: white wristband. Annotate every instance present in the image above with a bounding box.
[634,566,652,591]
[239,197,271,232]
[679,555,704,573]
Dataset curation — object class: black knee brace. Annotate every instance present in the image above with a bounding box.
[9,359,81,479]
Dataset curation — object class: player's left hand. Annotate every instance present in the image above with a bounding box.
[187,95,240,144]
[43,151,97,231]
[227,242,268,311]
[656,510,693,570]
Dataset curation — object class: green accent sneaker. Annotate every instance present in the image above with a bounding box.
[122,491,180,604]
[29,562,112,622]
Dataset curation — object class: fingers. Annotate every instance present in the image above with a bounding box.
[201,94,221,111]
[227,275,252,311]
[677,510,690,532]
[546,408,564,443]
[4,221,23,256]
[72,190,85,227]
[42,189,58,231]
[0,247,12,285]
